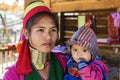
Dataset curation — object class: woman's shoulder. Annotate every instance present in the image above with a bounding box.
[52,52,68,62]
[52,52,68,73]
[1,63,24,80]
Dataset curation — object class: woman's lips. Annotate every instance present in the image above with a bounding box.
[42,43,52,47]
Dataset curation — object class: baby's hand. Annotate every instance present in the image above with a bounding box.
[77,60,88,70]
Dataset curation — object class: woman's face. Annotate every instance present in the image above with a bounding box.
[71,44,91,63]
[25,16,57,53]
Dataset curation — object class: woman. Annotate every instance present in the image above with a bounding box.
[2,1,67,80]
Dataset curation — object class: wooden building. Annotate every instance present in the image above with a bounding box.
[24,1,120,57]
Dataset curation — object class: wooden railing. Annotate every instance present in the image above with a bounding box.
[0,46,18,78]
[98,43,120,54]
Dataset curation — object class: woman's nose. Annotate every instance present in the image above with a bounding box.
[45,31,51,40]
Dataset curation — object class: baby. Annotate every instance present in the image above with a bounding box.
[64,26,108,80]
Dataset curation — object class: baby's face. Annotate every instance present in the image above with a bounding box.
[71,44,91,63]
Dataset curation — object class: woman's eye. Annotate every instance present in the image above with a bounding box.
[51,28,57,32]
[38,29,44,32]
[83,49,87,52]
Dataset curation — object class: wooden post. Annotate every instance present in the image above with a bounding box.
[58,12,61,41]
[59,13,65,44]
[24,0,33,9]
[5,51,8,67]
[0,51,3,74]
[43,0,51,9]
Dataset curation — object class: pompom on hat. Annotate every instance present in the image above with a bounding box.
[16,1,51,75]
[67,26,98,60]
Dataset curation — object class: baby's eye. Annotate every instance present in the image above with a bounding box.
[73,49,77,52]
[83,49,87,52]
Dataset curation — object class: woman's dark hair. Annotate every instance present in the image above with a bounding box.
[26,12,58,34]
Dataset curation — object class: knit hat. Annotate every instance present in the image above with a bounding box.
[68,26,98,60]
[16,1,51,75]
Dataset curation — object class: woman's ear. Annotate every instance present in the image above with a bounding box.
[22,28,29,39]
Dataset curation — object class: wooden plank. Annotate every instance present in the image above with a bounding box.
[55,0,94,2]
[91,9,116,15]
[96,20,108,25]
[65,20,77,24]
[96,27,108,32]
[64,31,75,34]
[98,44,120,48]
[0,51,3,74]
[24,0,33,9]
[64,31,74,37]
[64,34,73,37]
[65,24,78,27]
[64,26,78,31]
[96,17,107,20]
[59,13,65,43]
[51,0,56,3]
[64,36,72,39]
[51,0,120,12]
[43,0,51,8]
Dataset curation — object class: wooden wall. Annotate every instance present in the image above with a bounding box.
[23,0,118,45]
[50,0,120,12]
[24,0,120,12]
[59,9,116,45]
[59,12,78,44]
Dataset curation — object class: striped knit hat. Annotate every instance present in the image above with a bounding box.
[68,26,98,60]
[17,1,51,75]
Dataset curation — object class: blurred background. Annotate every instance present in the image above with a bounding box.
[0,0,24,79]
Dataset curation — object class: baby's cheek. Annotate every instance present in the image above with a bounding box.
[72,54,77,59]
[72,54,80,62]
